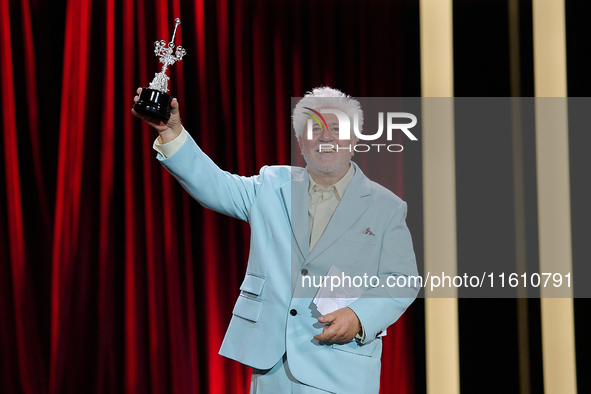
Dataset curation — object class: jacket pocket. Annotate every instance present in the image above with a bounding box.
[232,294,263,322]
[332,339,377,357]
[239,273,266,296]
[342,230,378,246]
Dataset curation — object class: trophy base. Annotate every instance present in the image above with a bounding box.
[133,88,172,121]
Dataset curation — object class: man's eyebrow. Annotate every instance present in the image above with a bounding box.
[328,121,339,125]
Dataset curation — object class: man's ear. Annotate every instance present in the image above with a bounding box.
[296,135,303,153]
[351,138,357,157]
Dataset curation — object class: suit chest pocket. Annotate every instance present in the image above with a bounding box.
[342,230,378,246]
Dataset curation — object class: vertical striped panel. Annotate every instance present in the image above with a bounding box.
[508,1,532,393]
[532,1,577,393]
[420,1,459,394]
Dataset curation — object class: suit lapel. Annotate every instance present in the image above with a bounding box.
[305,162,372,263]
[281,168,310,260]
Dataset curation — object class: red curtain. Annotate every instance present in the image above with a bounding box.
[0,0,416,392]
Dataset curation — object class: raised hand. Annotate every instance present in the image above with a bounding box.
[132,87,183,143]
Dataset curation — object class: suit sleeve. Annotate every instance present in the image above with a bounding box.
[156,130,264,222]
[347,201,420,344]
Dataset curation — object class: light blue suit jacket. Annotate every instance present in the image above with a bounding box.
[158,132,419,393]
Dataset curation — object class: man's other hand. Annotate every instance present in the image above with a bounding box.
[314,307,361,343]
[131,87,183,143]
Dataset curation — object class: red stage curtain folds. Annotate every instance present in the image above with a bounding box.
[0,0,414,392]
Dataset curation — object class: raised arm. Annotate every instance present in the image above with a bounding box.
[132,89,263,222]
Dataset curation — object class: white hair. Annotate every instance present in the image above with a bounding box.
[292,86,364,138]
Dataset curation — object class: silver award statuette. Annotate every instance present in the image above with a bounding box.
[133,18,186,121]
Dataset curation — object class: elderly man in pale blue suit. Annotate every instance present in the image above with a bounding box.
[133,87,419,393]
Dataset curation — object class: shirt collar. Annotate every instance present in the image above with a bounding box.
[307,163,356,201]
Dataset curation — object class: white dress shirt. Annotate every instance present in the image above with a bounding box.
[308,164,355,251]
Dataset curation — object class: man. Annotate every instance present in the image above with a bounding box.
[132,87,419,393]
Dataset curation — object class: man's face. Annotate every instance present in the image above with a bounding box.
[297,111,355,177]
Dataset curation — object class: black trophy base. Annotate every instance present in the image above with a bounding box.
[133,88,173,121]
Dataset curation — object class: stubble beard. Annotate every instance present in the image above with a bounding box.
[302,148,352,179]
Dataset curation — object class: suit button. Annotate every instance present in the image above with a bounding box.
[301,268,308,276]
[290,309,297,316]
